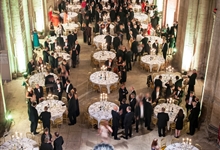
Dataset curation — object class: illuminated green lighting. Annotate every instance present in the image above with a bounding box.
[6,114,12,120]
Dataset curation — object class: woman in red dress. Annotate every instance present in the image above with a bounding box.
[141,1,146,13]
[147,23,152,35]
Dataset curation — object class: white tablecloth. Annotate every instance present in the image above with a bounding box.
[88,101,118,126]
[36,100,66,122]
[54,52,72,67]
[62,23,79,31]
[49,36,67,44]
[93,35,114,49]
[141,23,148,29]
[132,4,141,11]
[93,51,116,61]
[134,13,148,22]
[154,103,186,130]
[67,4,81,11]
[136,35,163,44]
[60,12,78,19]
[165,143,198,150]
[141,55,165,72]
[154,74,177,88]
[0,138,39,150]
[29,73,58,87]
[90,71,119,94]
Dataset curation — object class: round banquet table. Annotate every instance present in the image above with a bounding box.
[93,51,116,62]
[154,103,186,130]
[36,100,66,122]
[67,4,81,11]
[88,101,118,126]
[0,138,39,150]
[54,52,72,67]
[62,23,79,31]
[154,74,177,88]
[60,12,78,19]
[93,35,114,48]
[29,72,58,87]
[136,35,163,44]
[48,35,67,44]
[140,55,165,72]
[165,143,199,150]
[94,143,114,150]
[141,23,148,29]
[134,13,148,22]
[90,71,119,94]
[132,4,141,12]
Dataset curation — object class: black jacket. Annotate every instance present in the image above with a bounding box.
[53,136,64,150]
[157,112,169,128]
[124,112,134,127]
[111,110,120,127]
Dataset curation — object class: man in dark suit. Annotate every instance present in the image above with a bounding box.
[68,93,76,125]
[45,72,55,94]
[144,99,153,130]
[56,34,64,49]
[162,40,168,60]
[187,101,200,135]
[135,100,144,132]
[43,48,49,64]
[95,9,100,23]
[113,35,121,51]
[174,86,184,105]
[152,40,159,55]
[129,93,136,113]
[111,106,121,140]
[40,137,53,150]
[175,76,183,90]
[49,52,56,70]
[105,58,113,71]
[39,106,51,130]
[165,84,175,99]
[29,102,39,135]
[151,86,162,103]
[86,25,92,45]
[119,99,129,129]
[34,84,43,104]
[185,91,196,113]
[132,25,138,39]
[78,10,83,29]
[157,107,169,137]
[63,39,70,53]
[54,79,63,100]
[123,106,134,139]
[154,75,163,90]
[118,84,128,103]
[187,69,197,95]
[44,39,50,50]
[129,8,134,20]
[110,8,116,22]
[67,31,74,49]
[53,132,64,150]
[104,33,112,51]
[65,79,73,99]
[145,41,151,54]
[131,40,138,61]
[125,50,132,71]
[27,59,35,75]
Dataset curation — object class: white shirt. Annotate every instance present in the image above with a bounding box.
[108,61,111,67]
[188,97,192,105]
[66,84,70,93]
[156,92,159,99]
[140,104,144,118]
[57,83,61,92]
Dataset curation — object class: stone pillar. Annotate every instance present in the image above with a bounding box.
[0,75,6,123]
[32,0,45,32]
[165,0,178,26]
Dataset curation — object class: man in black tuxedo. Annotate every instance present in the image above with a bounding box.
[185,91,196,113]
[187,69,197,95]
[104,33,112,51]
[68,93,76,125]
[175,76,183,90]
[34,84,44,104]
[86,25,92,45]
[135,100,145,132]
[53,132,64,150]
[54,79,63,100]
[63,39,70,53]
[67,31,74,48]
[151,86,162,103]
[49,52,56,70]
[157,107,169,137]
[154,75,163,90]
[128,86,136,101]
[44,39,50,50]
[45,72,55,94]
[110,8,116,22]
[113,34,121,51]
[144,99,153,130]
[111,106,121,140]
[152,40,159,55]
[56,34,64,49]
[39,106,51,130]
[131,40,138,61]
[129,93,136,113]
[165,84,175,99]
[95,9,100,23]
[119,99,129,129]
[187,101,200,135]
[132,25,138,39]
[105,58,113,71]
[65,79,73,99]
[29,102,39,135]
[27,59,35,75]
[125,50,132,71]
[174,86,184,105]
[129,8,134,20]
[43,48,49,64]
[145,41,151,55]
[162,39,168,60]
[123,106,134,139]
[78,10,83,29]
[118,84,128,103]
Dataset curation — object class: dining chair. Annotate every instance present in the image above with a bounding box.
[31,70,38,75]
[195,143,202,150]
[152,65,159,72]
[161,138,167,150]
[110,84,117,93]
[171,138,180,144]
[92,84,100,92]
[37,119,44,133]
[26,132,33,139]
[110,49,116,53]
[174,99,179,105]
[151,102,157,108]
[100,86,108,93]
[151,117,158,126]
[52,117,63,128]
[158,98,166,104]
[53,95,59,100]
[170,122,176,135]
[62,111,68,123]
[144,65,150,72]
[61,97,68,105]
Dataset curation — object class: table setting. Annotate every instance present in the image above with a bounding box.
[165,142,198,150]
[66,4,81,12]
[36,100,66,122]
[0,137,39,150]
[134,13,148,22]
[154,103,186,130]
[154,74,177,87]
[136,35,163,44]
[60,12,78,19]
[54,52,72,67]
[93,35,114,49]
[48,35,67,45]
[90,71,119,94]
[93,51,116,62]
[62,23,79,31]
[140,55,165,72]
[29,72,58,87]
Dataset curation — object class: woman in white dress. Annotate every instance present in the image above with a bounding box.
[98,120,113,143]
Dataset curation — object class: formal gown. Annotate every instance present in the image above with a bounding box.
[175,114,184,130]
[33,31,40,48]
[75,97,80,117]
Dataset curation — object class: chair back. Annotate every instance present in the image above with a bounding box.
[195,144,202,150]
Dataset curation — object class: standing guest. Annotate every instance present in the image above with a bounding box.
[67,31,74,48]
[43,48,49,64]
[144,99,153,131]
[29,102,39,135]
[185,91,196,113]
[56,34,64,49]
[187,101,200,135]
[135,100,145,133]
[161,39,168,60]
[72,88,80,117]
[26,87,35,122]
[119,99,129,129]
[54,132,64,150]
[151,138,160,150]
[131,40,138,61]
[41,128,52,144]
[45,71,55,94]
[71,46,77,68]
[157,107,169,137]
[49,22,56,36]
[39,106,51,131]
[34,84,44,104]
[123,106,134,139]
[129,93,136,113]
[111,106,121,140]
[187,69,197,95]
[113,34,121,51]
[53,79,63,100]
[120,62,127,84]
[27,59,35,75]
[105,58,113,71]
[116,56,123,71]
[65,79,73,99]
[125,49,132,71]
[151,86,162,103]
[118,84,128,103]
[152,40,159,55]
[129,86,136,100]
[104,32,112,51]
[165,81,175,99]
[98,120,113,143]
[60,64,69,86]
[154,75,163,90]
[175,76,183,91]
[174,86,184,105]
[40,137,53,150]
[174,109,185,138]
[63,39,70,53]
[74,40,81,65]
[37,57,44,66]
[49,52,56,70]
[32,29,40,49]
[68,93,76,125]
[78,10,83,30]
[86,24,92,45]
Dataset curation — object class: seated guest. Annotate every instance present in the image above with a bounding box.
[185,91,196,114]
[123,106,134,139]
[27,59,35,75]
[45,71,55,94]
[157,107,169,137]
[151,138,160,150]
[54,132,64,150]
[105,58,113,71]
[63,39,70,53]
[34,84,44,104]
[174,86,184,105]
[41,128,52,144]
[39,106,51,131]
[165,82,175,98]
[151,86,162,103]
